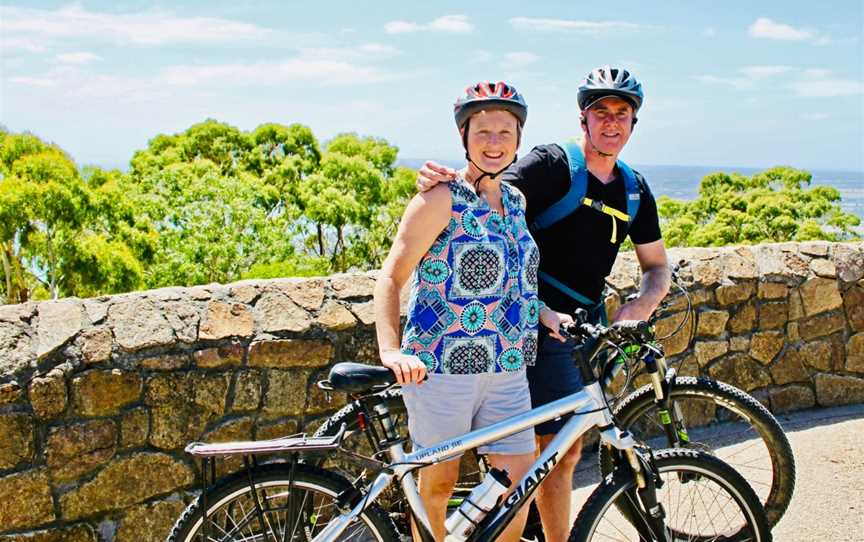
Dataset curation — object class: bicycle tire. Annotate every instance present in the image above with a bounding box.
[573,448,772,542]
[599,377,795,527]
[167,462,399,542]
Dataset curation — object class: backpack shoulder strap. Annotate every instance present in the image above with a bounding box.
[530,142,587,232]
[615,159,641,227]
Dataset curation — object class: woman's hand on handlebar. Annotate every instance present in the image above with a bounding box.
[380,349,427,386]
[540,306,573,342]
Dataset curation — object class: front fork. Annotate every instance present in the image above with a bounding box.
[646,354,690,447]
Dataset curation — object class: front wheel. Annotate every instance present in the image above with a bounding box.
[167,463,399,542]
[572,448,772,542]
[602,377,795,526]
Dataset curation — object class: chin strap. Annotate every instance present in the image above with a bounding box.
[583,123,614,158]
[465,151,517,192]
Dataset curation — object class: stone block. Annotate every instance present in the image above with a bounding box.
[115,500,187,542]
[35,299,83,358]
[834,244,864,283]
[140,353,190,371]
[248,339,334,368]
[256,418,299,440]
[120,407,149,449]
[787,289,804,321]
[799,242,830,256]
[655,312,694,357]
[28,368,67,419]
[810,258,837,278]
[0,469,54,531]
[231,370,262,412]
[162,301,200,344]
[0,321,35,380]
[0,381,22,405]
[46,419,117,481]
[749,330,784,364]
[318,301,358,330]
[201,417,255,475]
[799,277,843,316]
[194,341,244,369]
[758,301,788,329]
[799,312,846,341]
[199,301,254,340]
[78,328,113,364]
[83,299,108,325]
[694,340,728,367]
[0,412,34,470]
[727,301,756,334]
[271,278,326,310]
[846,332,864,373]
[814,373,864,407]
[769,385,816,414]
[786,321,800,342]
[71,369,142,416]
[229,282,261,304]
[799,340,833,371]
[145,373,229,449]
[708,353,772,392]
[351,301,376,325]
[331,275,376,299]
[254,292,311,333]
[306,370,346,414]
[263,370,310,417]
[729,336,750,352]
[695,310,729,337]
[844,285,864,332]
[60,453,194,520]
[108,296,175,351]
[715,282,755,307]
[769,349,811,386]
[0,524,97,542]
[758,281,788,300]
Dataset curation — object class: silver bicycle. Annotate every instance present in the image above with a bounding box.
[168,321,772,542]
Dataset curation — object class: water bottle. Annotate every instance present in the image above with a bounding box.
[444,468,511,541]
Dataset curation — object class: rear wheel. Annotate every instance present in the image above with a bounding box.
[167,463,399,542]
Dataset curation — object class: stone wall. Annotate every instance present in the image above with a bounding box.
[1,241,862,541]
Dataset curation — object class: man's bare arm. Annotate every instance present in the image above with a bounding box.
[613,239,671,322]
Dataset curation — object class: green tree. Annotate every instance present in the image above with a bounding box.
[0,130,154,302]
[658,166,860,247]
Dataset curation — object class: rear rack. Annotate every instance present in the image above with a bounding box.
[185,423,346,457]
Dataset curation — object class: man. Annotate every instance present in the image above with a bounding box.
[416,66,671,542]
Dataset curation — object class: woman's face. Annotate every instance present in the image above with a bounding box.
[464,109,519,172]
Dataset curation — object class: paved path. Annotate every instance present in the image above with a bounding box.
[567,404,864,541]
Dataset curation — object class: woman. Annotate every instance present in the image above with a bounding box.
[374,81,570,542]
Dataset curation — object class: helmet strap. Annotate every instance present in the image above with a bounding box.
[462,118,519,192]
[582,118,614,158]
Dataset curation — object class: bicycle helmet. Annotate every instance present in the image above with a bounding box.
[577,66,643,113]
[454,81,528,130]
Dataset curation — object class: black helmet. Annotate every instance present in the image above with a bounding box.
[577,66,644,113]
[454,81,528,130]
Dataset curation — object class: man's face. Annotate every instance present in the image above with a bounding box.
[582,96,635,156]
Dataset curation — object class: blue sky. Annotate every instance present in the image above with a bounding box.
[1,1,862,171]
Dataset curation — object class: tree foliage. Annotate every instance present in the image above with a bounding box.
[0,128,155,303]
[657,166,860,247]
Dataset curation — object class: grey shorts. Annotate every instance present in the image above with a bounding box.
[401,370,536,456]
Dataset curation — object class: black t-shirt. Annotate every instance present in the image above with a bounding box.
[503,143,662,315]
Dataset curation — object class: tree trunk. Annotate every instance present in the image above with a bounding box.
[316,224,325,257]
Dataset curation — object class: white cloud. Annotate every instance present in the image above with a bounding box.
[801,112,829,120]
[791,70,864,97]
[502,52,540,67]
[0,4,271,46]
[509,17,643,33]
[1,36,47,53]
[740,65,794,79]
[748,17,814,41]
[9,76,57,87]
[55,52,101,65]
[384,15,473,34]
[693,75,753,90]
[299,43,400,62]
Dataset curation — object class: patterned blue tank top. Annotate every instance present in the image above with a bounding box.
[401,179,542,375]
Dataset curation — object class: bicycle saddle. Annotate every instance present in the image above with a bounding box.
[325,362,396,393]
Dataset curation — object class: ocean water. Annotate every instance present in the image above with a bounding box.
[401,159,864,225]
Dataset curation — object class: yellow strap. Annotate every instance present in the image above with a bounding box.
[582,198,630,243]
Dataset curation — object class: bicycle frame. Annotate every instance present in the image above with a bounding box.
[312,378,642,542]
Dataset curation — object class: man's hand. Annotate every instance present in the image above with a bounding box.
[380,350,427,385]
[540,307,574,342]
[417,161,458,192]
[612,296,655,323]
